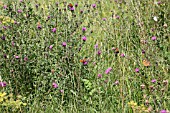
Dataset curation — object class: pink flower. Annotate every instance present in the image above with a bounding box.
[97,74,102,78]
[24,57,28,61]
[97,50,101,55]
[82,36,87,41]
[52,82,58,88]
[135,68,139,73]
[60,90,64,93]
[120,53,125,57]
[0,82,7,87]
[151,36,156,41]
[92,4,96,8]
[62,42,67,47]
[94,44,98,49]
[82,27,86,32]
[52,28,56,33]
[49,45,53,50]
[160,110,167,113]
[15,55,19,59]
[151,79,156,83]
[105,67,112,74]
[17,9,22,13]
[114,80,119,85]
[102,18,106,21]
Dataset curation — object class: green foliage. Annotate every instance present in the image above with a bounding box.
[0,0,169,112]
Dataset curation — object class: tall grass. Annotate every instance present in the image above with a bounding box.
[0,0,169,112]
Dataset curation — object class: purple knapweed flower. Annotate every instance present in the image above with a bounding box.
[116,15,120,19]
[60,90,64,93]
[105,67,112,74]
[3,54,7,59]
[151,79,156,83]
[82,27,86,32]
[15,55,19,59]
[1,36,5,40]
[157,1,162,5]
[151,36,156,41]
[75,3,78,7]
[120,53,125,57]
[83,61,88,65]
[98,74,102,78]
[11,41,15,46]
[70,7,75,11]
[97,50,101,55]
[160,110,167,113]
[142,49,145,54]
[49,45,53,50]
[82,36,87,41]
[114,80,119,85]
[94,44,98,49]
[37,25,42,29]
[3,5,7,9]
[52,82,58,88]
[52,28,56,33]
[112,47,116,50]
[62,42,67,47]
[92,4,96,8]
[0,82,7,87]
[24,57,28,61]
[102,18,107,21]
[17,9,22,13]
[135,68,139,73]
[3,26,7,30]
[80,10,83,14]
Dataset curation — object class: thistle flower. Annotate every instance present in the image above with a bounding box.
[120,53,125,57]
[52,82,58,88]
[62,42,67,47]
[52,28,56,33]
[24,57,28,61]
[75,3,78,7]
[82,36,87,41]
[114,80,119,85]
[0,82,7,87]
[151,36,156,41]
[151,79,156,83]
[135,68,139,73]
[17,9,22,13]
[3,5,7,9]
[105,67,112,74]
[92,4,96,8]
[160,110,167,113]
[94,44,98,49]
[102,18,107,21]
[12,41,15,46]
[82,27,86,32]
[1,36,5,40]
[70,7,75,11]
[49,45,53,50]
[60,90,64,93]
[97,74,102,78]
[97,50,101,55]
[15,55,19,59]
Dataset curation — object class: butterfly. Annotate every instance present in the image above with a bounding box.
[143,59,150,67]
[37,22,41,26]
[80,59,87,63]
[68,3,73,8]
[114,48,119,54]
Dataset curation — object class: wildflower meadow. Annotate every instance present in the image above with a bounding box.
[0,0,169,112]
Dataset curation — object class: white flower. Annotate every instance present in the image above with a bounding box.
[153,16,158,22]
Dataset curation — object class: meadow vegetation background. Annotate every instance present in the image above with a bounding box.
[0,0,169,112]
